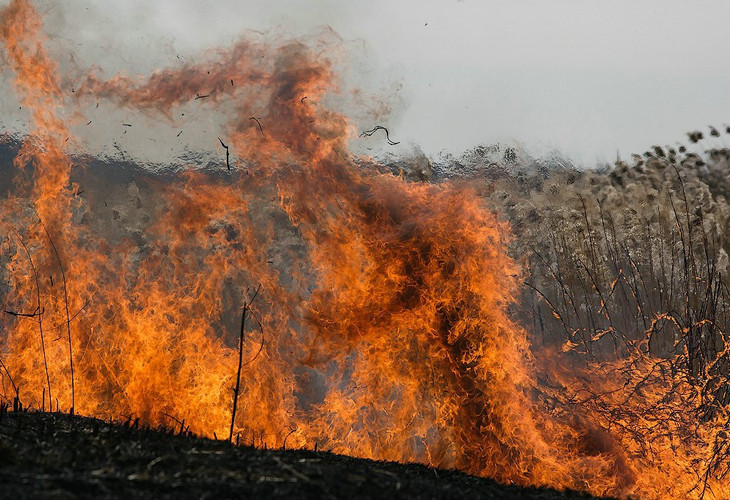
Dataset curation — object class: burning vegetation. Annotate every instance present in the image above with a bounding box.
[0,1,728,498]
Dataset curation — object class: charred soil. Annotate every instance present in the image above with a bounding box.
[0,410,602,499]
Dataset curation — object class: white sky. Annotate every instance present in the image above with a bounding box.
[3,0,730,166]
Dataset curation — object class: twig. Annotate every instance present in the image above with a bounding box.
[12,231,52,411]
[282,425,297,450]
[240,310,265,369]
[360,125,400,145]
[38,219,75,415]
[194,93,210,100]
[0,356,18,402]
[161,412,186,434]
[51,300,89,339]
[524,281,572,340]
[229,284,262,443]
[4,308,43,318]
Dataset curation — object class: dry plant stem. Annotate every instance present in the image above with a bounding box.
[229,300,248,443]
[13,231,51,411]
[282,425,297,450]
[672,164,699,295]
[49,299,88,334]
[229,284,261,443]
[0,356,18,398]
[0,316,18,398]
[644,219,659,310]
[578,194,600,278]
[523,281,571,340]
[529,243,580,322]
[38,219,74,415]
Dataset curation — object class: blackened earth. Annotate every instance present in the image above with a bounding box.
[0,410,606,499]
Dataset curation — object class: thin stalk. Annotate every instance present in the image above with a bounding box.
[13,231,51,410]
[229,284,261,443]
[38,219,74,415]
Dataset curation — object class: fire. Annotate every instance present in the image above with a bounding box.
[0,1,728,498]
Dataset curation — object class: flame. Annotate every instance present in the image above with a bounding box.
[0,1,728,498]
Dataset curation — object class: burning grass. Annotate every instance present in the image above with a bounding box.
[0,1,729,498]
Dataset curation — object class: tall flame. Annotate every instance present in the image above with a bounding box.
[0,1,728,498]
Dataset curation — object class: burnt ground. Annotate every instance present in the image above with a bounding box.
[0,410,606,499]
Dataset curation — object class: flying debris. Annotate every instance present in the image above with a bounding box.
[249,117,264,135]
[360,125,400,145]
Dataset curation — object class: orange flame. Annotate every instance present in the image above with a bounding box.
[0,1,728,498]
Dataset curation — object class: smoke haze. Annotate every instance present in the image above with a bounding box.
[1,0,728,165]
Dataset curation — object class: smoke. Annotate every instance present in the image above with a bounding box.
[4,0,730,165]
[0,0,407,165]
